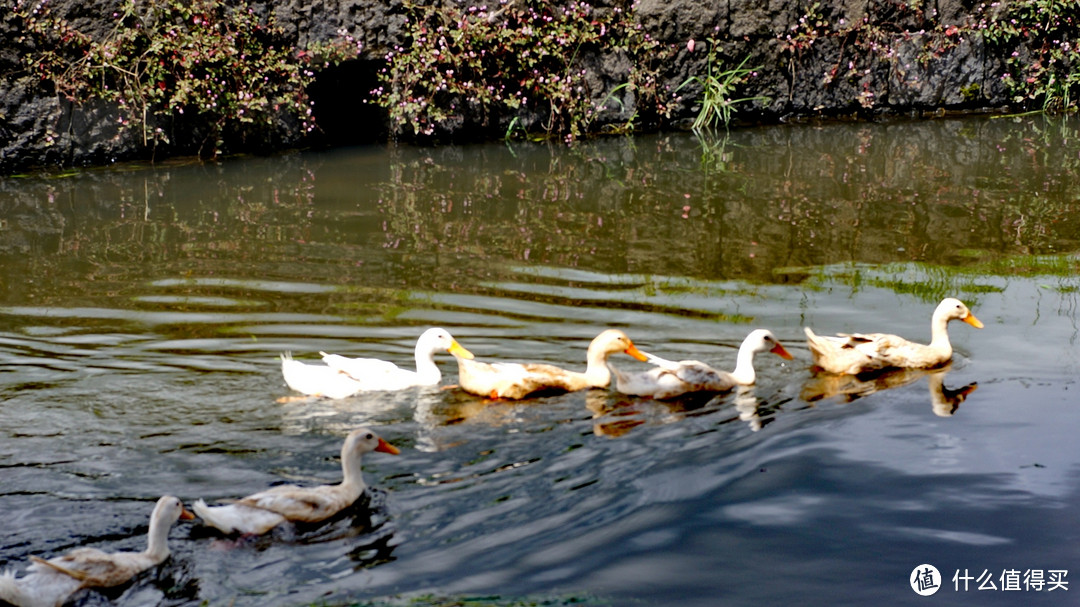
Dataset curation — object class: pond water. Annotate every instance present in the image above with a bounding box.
[1,115,1079,607]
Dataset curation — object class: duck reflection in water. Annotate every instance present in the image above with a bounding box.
[277,389,419,436]
[414,388,523,428]
[586,385,779,437]
[800,364,978,417]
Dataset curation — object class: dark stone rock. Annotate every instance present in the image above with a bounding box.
[636,0,725,43]
[729,0,800,39]
[888,32,987,109]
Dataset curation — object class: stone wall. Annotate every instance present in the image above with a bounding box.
[0,0,1027,174]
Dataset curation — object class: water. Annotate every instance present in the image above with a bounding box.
[1,115,1079,606]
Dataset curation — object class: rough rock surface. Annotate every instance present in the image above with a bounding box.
[0,0,1028,174]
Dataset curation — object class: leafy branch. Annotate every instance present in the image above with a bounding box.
[14,0,361,156]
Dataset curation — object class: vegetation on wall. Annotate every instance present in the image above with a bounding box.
[778,0,943,111]
[12,0,360,156]
[778,0,1079,115]
[7,0,1078,163]
[371,0,676,142]
[980,0,1080,113]
[676,39,765,130]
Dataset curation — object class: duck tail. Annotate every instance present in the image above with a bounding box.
[192,499,234,534]
[642,351,681,371]
[279,353,308,392]
[192,499,283,536]
[0,570,25,606]
[803,327,827,357]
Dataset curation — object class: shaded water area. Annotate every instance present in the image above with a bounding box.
[2,115,1080,606]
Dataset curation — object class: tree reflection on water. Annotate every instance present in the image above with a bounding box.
[2,116,1079,313]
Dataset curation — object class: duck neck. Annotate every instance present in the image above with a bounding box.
[729,345,758,385]
[144,512,173,563]
[413,344,442,385]
[338,452,368,498]
[928,312,954,356]
[583,350,614,388]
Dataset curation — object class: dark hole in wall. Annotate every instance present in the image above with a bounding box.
[306,59,388,147]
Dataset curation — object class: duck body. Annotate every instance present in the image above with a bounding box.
[281,327,473,398]
[193,428,399,536]
[455,329,649,399]
[456,361,598,400]
[804,298,983,375]
[612,356,738,400]
[0,566,79,607]
[0,496,193,607]
[611,329,793,400]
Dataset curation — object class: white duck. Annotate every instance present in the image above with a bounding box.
[0,496,193,607]
[803,297,983,375]
[281,327,473,398]
[453,329,650,400]
[193,427,399,536]
[610,329,794,400]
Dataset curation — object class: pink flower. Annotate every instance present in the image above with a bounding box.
[687,39,695,53]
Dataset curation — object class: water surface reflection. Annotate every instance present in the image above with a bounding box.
[801,365,979,417]
[1,115,1079,606]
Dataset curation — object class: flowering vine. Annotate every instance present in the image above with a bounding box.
[13,0,361,156]
[372,0,673,142]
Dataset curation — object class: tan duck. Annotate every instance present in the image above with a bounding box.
[281,327,474,398]
[454,329,649,399]
[193,427,399,535]
[0,496,194,607]
[610,329,794,400]
[803,297,983,375]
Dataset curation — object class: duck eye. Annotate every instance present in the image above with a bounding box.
[365,433,374,440]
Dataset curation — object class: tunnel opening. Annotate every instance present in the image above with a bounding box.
[305,59,389,147]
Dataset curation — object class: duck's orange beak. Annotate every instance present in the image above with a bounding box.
[963,313,984,329]
[375,438,400,455]
[449,340,474,360]
[624,343,649,362]
[770,342,794,360]
[179,508,196,521]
